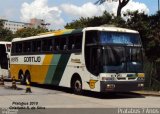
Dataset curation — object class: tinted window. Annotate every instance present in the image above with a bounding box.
[32,40,41,52]
[23,41,31,53]
[16,43,22,53]
[68,34,82,50]
[42,39,53,52]
[85,31,98,45]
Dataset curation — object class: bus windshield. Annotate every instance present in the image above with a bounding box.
[101,46,143,73]
[85,30,143,75]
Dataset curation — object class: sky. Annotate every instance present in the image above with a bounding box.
[0,0,158,30]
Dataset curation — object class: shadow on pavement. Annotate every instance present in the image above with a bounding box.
[31,83,145,99]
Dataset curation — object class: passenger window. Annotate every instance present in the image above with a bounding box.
[85,30,98,45]
[42,39,52,52]
[12,42,22,53]
[32,40,41,53]
[68,34,82,51]
[75,35,82,49]
[54,38,60,51]
[23,41,31,53]
[60,37,67,50]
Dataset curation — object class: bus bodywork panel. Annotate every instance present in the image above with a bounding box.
[10,53,99,91]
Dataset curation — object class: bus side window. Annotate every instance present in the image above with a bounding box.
[54,38,60,51]
[23,41,31,53]
[32,40,41,53]
[60,37,67,51]
[85,30,98,45]
[68,36,74,50]
[68,34,82,51]
[42,38,52,52]
[18,43,22,53]
[15,42,22,54]
[74,35,82,50]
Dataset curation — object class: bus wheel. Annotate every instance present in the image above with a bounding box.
[25,71,31,84]
[18,71,25,85]
[20,74,25,85]
[72,78,82,95]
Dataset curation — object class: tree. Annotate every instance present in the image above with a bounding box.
[0,20,4,28]
[0,28,13,41]
[65,11,126,29]
[117,0,130,17]
[95,0,130,17]
[14,27,49,38]
[0,19,13,41]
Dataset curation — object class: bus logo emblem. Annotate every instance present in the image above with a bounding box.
[87,80,98,89]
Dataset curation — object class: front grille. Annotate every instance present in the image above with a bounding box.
[117,77,136,80]
[117,77,126,80]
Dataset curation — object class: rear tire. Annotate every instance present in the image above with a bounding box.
[25,71,31,84]
[18,71,25,85]
[20,74,25,85]
[72,78,82,95]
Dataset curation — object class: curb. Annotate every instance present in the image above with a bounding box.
[134,91,160,97]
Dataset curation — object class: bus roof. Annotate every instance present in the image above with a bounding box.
[12,27,139,42]
[12,29,83,42]
[83,27,139,33]
[0,41,11,44]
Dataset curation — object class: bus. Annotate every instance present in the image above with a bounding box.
[0,41,11,79]
[10,27,144,94]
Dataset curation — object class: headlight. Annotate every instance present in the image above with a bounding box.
[138,73,145,78]
[138,83,144,87]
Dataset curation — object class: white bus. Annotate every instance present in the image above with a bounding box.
[10,27,144,94]
[0,41,11,79]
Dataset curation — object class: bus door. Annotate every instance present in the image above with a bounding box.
[84,45,100,90]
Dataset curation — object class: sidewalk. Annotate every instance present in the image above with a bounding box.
[134,90,160,97]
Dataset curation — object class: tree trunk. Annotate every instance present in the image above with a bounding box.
[117,0,130,17]
[117,5,122,17]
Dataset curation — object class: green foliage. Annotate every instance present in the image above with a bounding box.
[65,11,125,29]
[0,19,13,41]
[0,28,13,41]
[14,27,49,38]
[125,11,160,61]
[0,20,4,28]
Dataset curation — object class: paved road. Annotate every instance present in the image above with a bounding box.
[0,82,160,114]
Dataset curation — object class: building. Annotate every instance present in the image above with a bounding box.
[1,18,47,34]
[29,18,46,29]
[3,20,30,34]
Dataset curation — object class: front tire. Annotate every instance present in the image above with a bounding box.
[72,78,82,95]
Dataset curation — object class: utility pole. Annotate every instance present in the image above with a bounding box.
[158,0,160,11]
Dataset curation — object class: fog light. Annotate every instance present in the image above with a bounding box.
[138,83,144,87]
[106,84,115,89]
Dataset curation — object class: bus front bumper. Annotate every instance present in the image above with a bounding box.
[100,81,144,92]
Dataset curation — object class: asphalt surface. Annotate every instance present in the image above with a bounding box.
[0,82,160,114]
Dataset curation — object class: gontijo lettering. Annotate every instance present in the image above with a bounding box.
[24,56,41,62]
